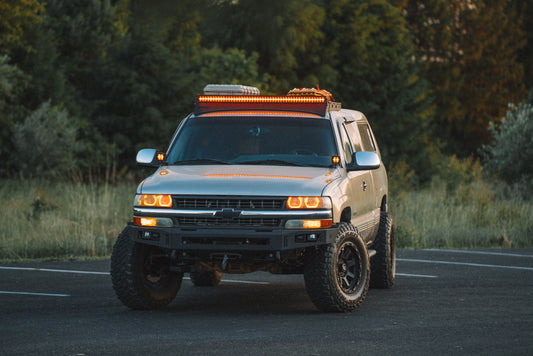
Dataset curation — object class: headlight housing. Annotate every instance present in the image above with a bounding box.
[286,196,331,209]
[136,194,173,208]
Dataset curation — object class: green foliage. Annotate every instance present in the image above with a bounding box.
[12,101,81,178]
[323,0,433,175]
[401,0,527,156]
[202,0,330,92]
[481,96,533,196]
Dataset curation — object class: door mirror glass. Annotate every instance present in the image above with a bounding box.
[347,151,380,171]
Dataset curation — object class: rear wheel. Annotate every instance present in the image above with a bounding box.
[190,270,223,287]
[111,231,182,309]
[304,223,370,312]
[370,212,396,289]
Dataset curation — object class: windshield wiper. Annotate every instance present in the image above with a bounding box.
[173,159,231,165]
[238,159,303,167]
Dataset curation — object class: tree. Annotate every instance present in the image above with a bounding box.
[401,0,527,156]
[201,0,331,92]
[12,101,81,178]
[321,0,433,174]
[481,92,533,196]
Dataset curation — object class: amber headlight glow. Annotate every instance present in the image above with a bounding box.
[286,196,331,209]
[137,194,173,208]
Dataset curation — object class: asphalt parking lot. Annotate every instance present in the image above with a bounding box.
[1,248,532,355]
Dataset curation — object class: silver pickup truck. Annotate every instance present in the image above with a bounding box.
[111,85,396,312]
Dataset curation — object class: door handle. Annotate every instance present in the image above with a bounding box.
[362,180,367,191]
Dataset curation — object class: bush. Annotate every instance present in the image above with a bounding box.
[481,96,533,197]
[12,100,81,178]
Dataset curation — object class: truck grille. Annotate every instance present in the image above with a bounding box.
[178,217,281,227]
[173,197,285,210]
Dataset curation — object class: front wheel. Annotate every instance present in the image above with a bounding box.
[110,231,183,309]
[304,223,370,312]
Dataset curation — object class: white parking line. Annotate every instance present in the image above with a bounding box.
[0,266,270,285]
[422,249,533,258]
[396,273,437,278]
[0,291,70,297]
[0,266,109,275]
[398,258,533,271]
[184,277,270,285]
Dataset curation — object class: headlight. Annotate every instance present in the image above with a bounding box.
[136,194,173,208]
[286,196,331,209]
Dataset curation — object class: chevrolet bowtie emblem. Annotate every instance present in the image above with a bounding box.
[214,208,242,219]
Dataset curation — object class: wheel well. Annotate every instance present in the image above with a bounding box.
[340,207,351,223]
[380,195,387,212]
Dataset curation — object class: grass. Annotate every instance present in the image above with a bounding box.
[0,179,134,261]
[1,176,532,261]
[391,178,533,249]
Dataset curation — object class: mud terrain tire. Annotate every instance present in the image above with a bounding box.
[370,212,396,289]
[304,223,370,312]
[111,231,182,309]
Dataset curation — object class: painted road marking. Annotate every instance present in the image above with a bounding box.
[184,277,270,285]
[0,266,270,285]
[396,273,437,278]
[0,266,109,275]
[0,291,70,297]
[422,249,533,258]
[398,258,533,271]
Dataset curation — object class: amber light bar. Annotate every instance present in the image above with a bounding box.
[197,95,326,104]
[195,95,332,116]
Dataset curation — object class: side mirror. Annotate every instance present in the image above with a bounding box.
[136,148,165,166]
[347,151,381,171]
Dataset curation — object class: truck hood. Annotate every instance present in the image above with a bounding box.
[138,165,340,197]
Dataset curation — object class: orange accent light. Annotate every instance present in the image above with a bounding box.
[287,197,304,209]
[332,156,340,164]
[134,217,157,227]
[156,153,165,161]
[160,170,168,176]
[304,197,320,209]
[201,111,321,118]
[138,194,173,208]
[303,219,333,229]
[204,174,311,180]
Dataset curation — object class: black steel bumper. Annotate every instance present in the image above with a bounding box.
[124,222,339,252]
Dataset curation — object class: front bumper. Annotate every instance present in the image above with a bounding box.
[124,222,339,253]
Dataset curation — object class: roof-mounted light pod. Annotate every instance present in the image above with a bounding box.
[203,84,260,96]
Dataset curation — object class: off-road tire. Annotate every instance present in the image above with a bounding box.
[370,212,396,289]
[304,223,370,312]
[110,230,182,309]
[189,270,223,287]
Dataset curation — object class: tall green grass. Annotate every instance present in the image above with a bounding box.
[1,175,532,261]
[391,178,533,249]
[0,180,134,260]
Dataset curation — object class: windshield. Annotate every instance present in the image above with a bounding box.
[167,116,338,168]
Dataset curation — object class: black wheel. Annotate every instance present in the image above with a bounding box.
[370,212,396,289]
[304,223,370,312]
[110,230,182,309]
[189,270,223,287]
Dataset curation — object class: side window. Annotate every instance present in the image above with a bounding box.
[343,122,362,152]
[337,122,353,163]
[358,123,377,152]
